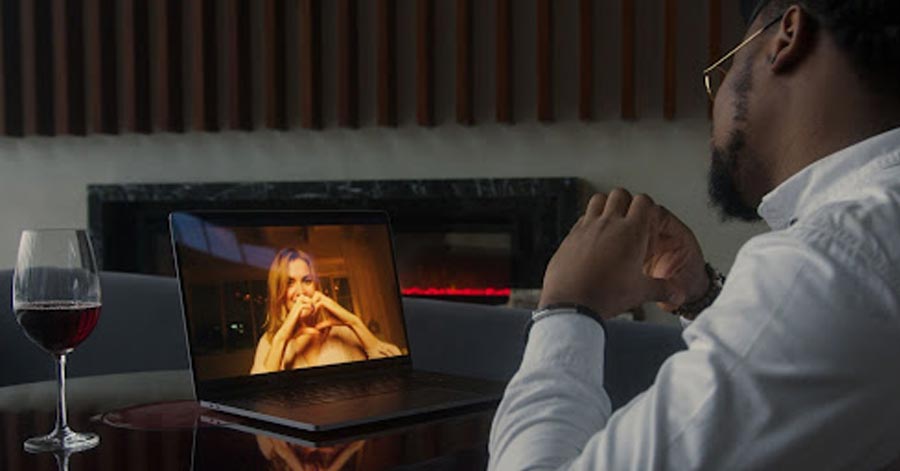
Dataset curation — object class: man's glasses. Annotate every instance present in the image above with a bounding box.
[703,13,784,100]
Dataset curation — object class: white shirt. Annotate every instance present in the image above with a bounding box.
[489,127,900,470]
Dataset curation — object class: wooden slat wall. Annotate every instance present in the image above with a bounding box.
[118,0,135,133]
[34,0,53,135]
[298,0,321,129]
[620,0,636,120]
[2,0,22,136]
[578,0,593,121]
[455,0,472,126]
[0,0,4,135]
[20,0,36,135]
[151,0,168,132]
[98,0,118,133]
[375,0,396,127]
[416,0,434,127]
[496,0,512,124]
[536,0,552,122]
[663,0,677,120]
[51,0,67,135]
[0,0,734,136]
[336,0,358,128]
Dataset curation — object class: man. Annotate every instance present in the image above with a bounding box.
[489,1,900,469]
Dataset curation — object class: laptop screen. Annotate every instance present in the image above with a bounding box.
[170,211,410,383]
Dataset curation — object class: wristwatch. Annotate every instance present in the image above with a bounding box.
[672,263,725,320]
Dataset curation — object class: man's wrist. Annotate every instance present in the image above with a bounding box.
[672,262,725,320]
[525,303,606,341]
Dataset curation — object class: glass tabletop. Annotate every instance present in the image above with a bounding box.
[0,370,495,470]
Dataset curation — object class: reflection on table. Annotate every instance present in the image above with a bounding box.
[0,370,495,470]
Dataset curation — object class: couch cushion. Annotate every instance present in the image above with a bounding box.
[0,270,188,386]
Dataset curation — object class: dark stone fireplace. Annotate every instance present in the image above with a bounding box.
[88,178,590,305]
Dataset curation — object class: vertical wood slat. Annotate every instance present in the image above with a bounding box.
[2,0,24,136]
[299,0,321,129]
[221,0,241,129]
[20,0,37,135]
[416,0,434,126]
[133,0,151,133]
[456,0,472,125]
[578,0,592,121]
[35,0,54,135]
[95,0,118,133]
[621,0,636,120]
[201,0,218,131]
[663,0,677,119]
[52,0,68,134]
[375,0,396,127]
[0,0,4,135]
[536,0,552,122]
[33,0,55,134]
[236,0,252,130]
[221,0,238,129]
[262,0,276,129]
[263,0,286,129]
[66,0,86,135]
[189,0,204,130]
[85,0,101,133]
[151,0,169,131]
[119,0,135,132]
[496,0,512,123]
[166,0,183,132]
[336,0,358,128]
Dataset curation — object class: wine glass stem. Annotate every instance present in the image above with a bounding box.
[54,353,70,435]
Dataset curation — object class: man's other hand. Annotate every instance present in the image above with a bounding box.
[645,205,709,312]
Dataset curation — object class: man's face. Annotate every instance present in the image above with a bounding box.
[708,19,772,222]
[285,258,316,309]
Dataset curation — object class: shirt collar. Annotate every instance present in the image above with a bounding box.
[757,127,900,230]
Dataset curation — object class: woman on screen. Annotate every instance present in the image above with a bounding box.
[251,248,402,374]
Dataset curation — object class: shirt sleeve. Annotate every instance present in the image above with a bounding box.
[488,228,900,470]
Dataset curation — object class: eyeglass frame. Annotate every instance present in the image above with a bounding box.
[703,12,785,100]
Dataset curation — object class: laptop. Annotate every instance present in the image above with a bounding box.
[169,210,505,431]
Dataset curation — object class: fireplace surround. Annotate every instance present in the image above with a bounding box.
[88,178,590,304]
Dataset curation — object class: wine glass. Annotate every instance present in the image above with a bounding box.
[13,229,102,452]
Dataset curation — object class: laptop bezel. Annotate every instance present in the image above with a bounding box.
[169,209,414,400]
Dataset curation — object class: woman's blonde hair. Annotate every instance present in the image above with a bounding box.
[264,248,321,338]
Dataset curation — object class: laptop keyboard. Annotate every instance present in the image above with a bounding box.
[256,371,446,407]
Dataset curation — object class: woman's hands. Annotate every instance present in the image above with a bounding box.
[366,340,402,359]
[311,291,401,358]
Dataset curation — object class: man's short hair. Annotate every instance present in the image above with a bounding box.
[759,1,900,98]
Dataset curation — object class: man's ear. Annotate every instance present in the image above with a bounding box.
[767,5,817,73]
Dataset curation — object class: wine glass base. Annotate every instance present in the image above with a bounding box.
[24,430,99,453]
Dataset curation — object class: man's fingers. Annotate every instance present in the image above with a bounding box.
[604,188,632,217]
[585,193,608,218]
[626,194,657,224]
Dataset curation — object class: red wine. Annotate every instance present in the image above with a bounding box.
[16,301,101,354]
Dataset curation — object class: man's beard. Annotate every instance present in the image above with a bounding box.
[707,58,763,222]
[708,131,761,221]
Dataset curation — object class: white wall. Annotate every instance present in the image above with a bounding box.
[0,118,765,271]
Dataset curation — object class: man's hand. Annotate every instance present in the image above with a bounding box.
[644,205,709,312]
[539,189,686,319]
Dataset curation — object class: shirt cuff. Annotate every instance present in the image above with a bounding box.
[522,311,607,372]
